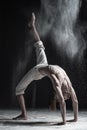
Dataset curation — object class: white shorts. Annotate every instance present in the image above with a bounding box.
[16,41,48,95]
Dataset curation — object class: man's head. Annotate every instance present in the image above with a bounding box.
[61,85,70,100]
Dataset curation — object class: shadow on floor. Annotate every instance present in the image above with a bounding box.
[0,119,64,126]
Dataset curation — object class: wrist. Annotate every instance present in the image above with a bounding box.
[63,118,66,124]
[74,118,78,122]
[74,113,78,121]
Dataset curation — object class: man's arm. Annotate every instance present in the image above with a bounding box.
[50,74,66,124]
[57,87,66,124]
[28,12,40,42]
[70,87,78,121]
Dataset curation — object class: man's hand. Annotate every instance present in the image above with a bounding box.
[55,121,66,125]
[67,119,77,123]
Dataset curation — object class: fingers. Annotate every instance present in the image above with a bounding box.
[66,119,77,122]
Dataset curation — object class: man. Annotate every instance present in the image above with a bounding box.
[13,13,78,125]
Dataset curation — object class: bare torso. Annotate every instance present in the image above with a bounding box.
[38,64,72,100]
[48,65,72,100]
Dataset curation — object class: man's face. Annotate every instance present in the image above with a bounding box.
[61,83,70,100]
[63,91,70,100]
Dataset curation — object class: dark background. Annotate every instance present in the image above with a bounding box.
[1,0,87,109]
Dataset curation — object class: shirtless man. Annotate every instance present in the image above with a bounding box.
[13,13,78,125]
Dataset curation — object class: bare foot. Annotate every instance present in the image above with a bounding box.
[12,114,27,120]
[31,12,35,25]
[28,12,36,28]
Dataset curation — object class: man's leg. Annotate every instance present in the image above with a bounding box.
[13,66,41,120]
[13,95,27,120]
[13,13,48,120]
[34,40,48,65]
